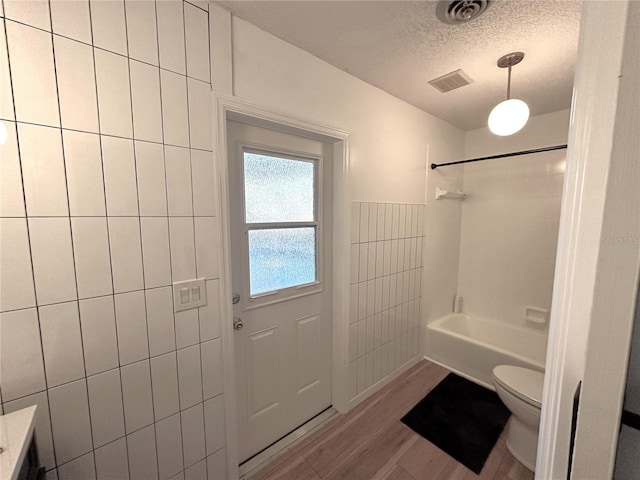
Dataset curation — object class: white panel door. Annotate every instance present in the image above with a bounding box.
[227,121,332,463]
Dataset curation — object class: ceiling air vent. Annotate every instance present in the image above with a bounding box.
[436,0,492,25]
[428,69,473,93]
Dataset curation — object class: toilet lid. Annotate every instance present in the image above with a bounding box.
[493,365,544,408]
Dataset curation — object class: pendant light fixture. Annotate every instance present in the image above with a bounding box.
[488,52,529,136]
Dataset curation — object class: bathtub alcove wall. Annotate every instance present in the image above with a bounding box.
[424,109,571,386]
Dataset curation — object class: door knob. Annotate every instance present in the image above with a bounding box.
[233,317,243,330]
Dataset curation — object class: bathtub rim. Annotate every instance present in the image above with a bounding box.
[425,313,547,389]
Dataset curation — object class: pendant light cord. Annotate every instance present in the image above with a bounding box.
[506,65,512,100]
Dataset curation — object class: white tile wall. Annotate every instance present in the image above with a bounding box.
[195,216,219,279]
[141,218,172,289]
[5,21,59,126]
[136,141,169,216]
[201,339,223,400]
[0,121,23,216]
[175,309,200,349]
[130,59,163,143]
[39,302,86,387]
[89,0,127,55]
[94,48,132,138]
[63,131,106,216]
[188,78,213,150]
[165,145,194,216]
[191,149,217,216]
[349,202,424,399]
[29,218,77,305]
[457,152,565,330]
[181,403,206,468]
[79,296,119,376]
[108,217,144,293]
[0,22,12,121]
[127,425,159,480]
[161,71,190,147]
[53,35,99,133]
[156,413,184,480]
[57,452,96,480]
[151,352,180,421]
[48,379,93,464]
[203,395,225,455]
[185,459,207,480]
[156,0,186,74]
[169,217,197,282]
[0,308,46,401]
[125,0,159,65]
[177,345,203,409]
[19,124,68,216]
[146,286,177,356]
[0,218,35,311]
[102,136,139,216]
[71,218,113,298]
[87,369,126,447]
[184,3,210,83]
[121,359,154,434]
[94,438,129,480]
[0,3,224,479]
[4,0,51,31]
[50,0,92,44]
[114,290,149,365]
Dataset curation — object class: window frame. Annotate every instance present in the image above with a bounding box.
[238,144,324,308]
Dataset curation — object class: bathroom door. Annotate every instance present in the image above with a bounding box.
[227,121,332,463]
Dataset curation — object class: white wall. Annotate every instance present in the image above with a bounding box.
[0,1,227,479]
[229,16,464,205]
[455,110,569,334]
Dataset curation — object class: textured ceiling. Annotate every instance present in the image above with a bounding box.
[216,0,582,131]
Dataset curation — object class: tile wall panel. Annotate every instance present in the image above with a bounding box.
[349,202,424,399]
[0,2,226,479]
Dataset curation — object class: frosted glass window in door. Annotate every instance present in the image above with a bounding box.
[248,228,317,295]
[243,152,315,223]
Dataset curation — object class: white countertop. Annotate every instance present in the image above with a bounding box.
[0,406,38,480]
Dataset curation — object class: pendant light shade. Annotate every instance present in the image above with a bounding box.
[488,52,529,136]
[488,98,530,136]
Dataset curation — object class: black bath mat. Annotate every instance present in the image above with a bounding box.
[401,373,510,474]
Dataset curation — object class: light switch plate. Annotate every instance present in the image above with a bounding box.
[173,278,207,312]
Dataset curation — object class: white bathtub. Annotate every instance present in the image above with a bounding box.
[424,313,547,389]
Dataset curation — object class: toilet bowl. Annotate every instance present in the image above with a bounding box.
[492,365,544,472]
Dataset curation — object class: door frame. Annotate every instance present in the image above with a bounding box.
[537,1,639,478]
[212,94,351,478]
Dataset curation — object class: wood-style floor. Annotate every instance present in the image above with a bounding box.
[247,360,534,480]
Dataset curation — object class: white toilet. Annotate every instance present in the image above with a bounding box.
[492,365,545,472]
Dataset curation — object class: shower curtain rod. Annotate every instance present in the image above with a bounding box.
[430,144,568,170]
